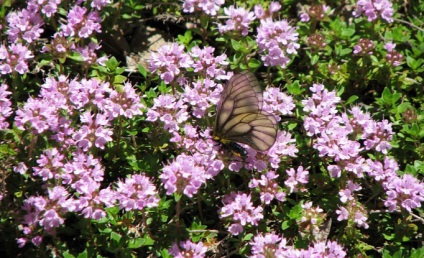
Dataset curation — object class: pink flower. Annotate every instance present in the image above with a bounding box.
[0,84,12,129]
[353,0,394,23]
[0,43,34,74]
[256,18,300,69]
[219,192,263,235]
[218,6,255,36]
[182,0,224,16]
[169,239,208,258]
[61,6,102,38]
[115,174,159,211]
[148,43,193,84]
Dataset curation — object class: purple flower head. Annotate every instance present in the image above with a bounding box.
[249,233,295,257]
[104,82,143,119]
[28,0,61,18]
[189,46,229,80]
[249,171,286,204]
[218,6,255,36]
[15,97,59,134]
[0,84,12,130]
[14,162,28,175]
[266,131,299,169]
[353,0,394,23]
[32,148,65,181]
[0,43,34,74]
[115,174,159,211]
[148,43,193,84]
[263,87,295,121]
[256,18,300,69]
[254,2,281,20]
[169,239,208,258]
[61,6,102,38]
[74,41,102,66]
[182,78,222,118]
[304,240,347,257]
[91,0,112,10]
[284,166,309,193]
[336,206,349,221]
[160,153,213,197]
[353,38,375,55]
[64,151,105,187]
[146,94,189,133]
[72,111,113,151]
[20,186,70,241]
[6,8,44,43]
[384,42,403,66]
[383,174,424,212]
[182,0,224,16]
[339,180,362,203]
[219,192,264,235]
[40,75,73,112]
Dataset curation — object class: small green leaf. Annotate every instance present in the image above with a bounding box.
[346,95,359,105]
[138,64,147,78]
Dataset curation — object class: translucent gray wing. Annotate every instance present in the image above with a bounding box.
[214,71,277,151]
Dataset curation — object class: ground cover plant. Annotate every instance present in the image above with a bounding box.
[1,0,424,257]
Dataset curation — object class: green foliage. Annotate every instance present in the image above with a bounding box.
[1,0,424,257]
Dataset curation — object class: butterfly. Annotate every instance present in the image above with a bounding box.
[212,71,278,157]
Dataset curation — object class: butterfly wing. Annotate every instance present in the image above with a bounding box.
[214,71,277,151]
[214,71,263,133]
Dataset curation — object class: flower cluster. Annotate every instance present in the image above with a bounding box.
[169,240,208,258]
[115,174,160,211]
[353,0,394,23]
[299,202,327,236]
[0,84,12,130]
[219,192,264,235]
[160,153,223,197]
[61,6,102,38]
[353,38,375,55]
[0,43,34,74]
[299,4,330,22]
[190,46,229,80]
[249,233,346,257]
[218,6,255,36]
[17,186,70,247]
[182,78,222,118]
[249,171,286,204]
[302,83,393,178]
[256,18,300,69]
[384,174,424,212]
[6,7,44,43]
[284,166,309,193]
[307,34,327,49]
[384,42,403,66]
[148,43,193,84]
[254,2,281,20]
[182,0,224,16]
[263,87,295,121]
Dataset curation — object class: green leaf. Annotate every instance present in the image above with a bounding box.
[128,238,144,249]
[110,232,122,243]
[346,95,359,105]
[76,250,88,258]
[341,28,355,37]
[231,39,241,51]
[138,64,147,78]
[286,81,304,95]
[311,54,319,65]
[248,58,261,69]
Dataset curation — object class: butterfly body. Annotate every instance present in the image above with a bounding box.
[212,71,277,155]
